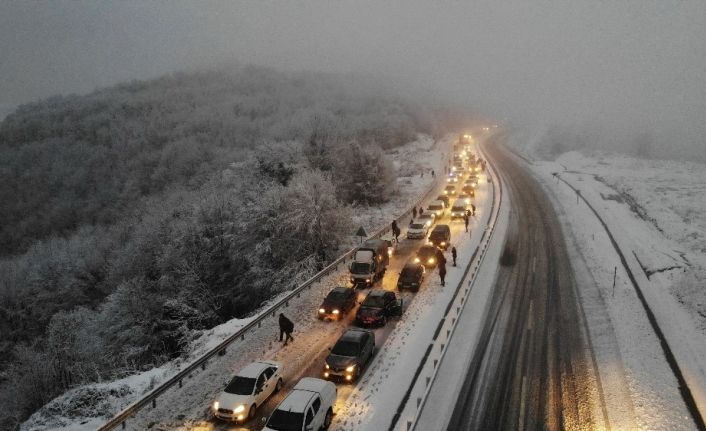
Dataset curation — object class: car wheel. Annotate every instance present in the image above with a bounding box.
[275,378,283,393]
[322,408,333,430]
[248,404,256,419]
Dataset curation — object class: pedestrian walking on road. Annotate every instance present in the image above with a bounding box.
[438,263,447,286]
[412,207,418,219]
[391,220,400,242]
[471,204,476,216]
[435,248,447,286]
[279,313,294,346]
[431,169,435,178]
[463,213,469,232]
[452,247,457,267]
[419,208,424,216]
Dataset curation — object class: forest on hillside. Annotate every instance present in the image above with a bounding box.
[0,65,465,429]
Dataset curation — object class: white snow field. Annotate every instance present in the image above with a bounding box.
[20,134,446,431]
[521,147,706,430]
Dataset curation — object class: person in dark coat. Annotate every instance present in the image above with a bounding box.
[419,207,424,216]
[436,249,447,286]
[451,246,457,267]
[412,207,418,219]
[431,169,435,178]
[279,313,294,345]
[391,220,400,242]
[471,204,476,216]
[463,213,469,232]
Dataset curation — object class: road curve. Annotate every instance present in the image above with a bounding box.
[447,136,605,430]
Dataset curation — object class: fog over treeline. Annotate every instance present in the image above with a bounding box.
[2,1,706,159]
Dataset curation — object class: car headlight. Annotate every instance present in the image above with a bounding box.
[214,401,219,411]
[443,190,448,194]
[366,278,371,283]
[350,277,355,283]
[319,308,325,314]
[429,258,435,264]
[388,249,393,256]
[325,363,330,370]
[437,211,442,215]
[346,365,356,372]
[234,405,246,414]
[414,257,420,263]
[332,309,340,314]
[441,242,446,246]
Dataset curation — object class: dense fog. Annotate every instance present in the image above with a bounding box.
[2,1,706,158]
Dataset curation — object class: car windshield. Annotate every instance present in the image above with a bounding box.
[418,247,435,257]
[401,268,417,278]
[452,206,465,212]
[428,204,443,210]
[327,290,349,301]
[331,340,360,357]
[224,376,255,395]
[410,223,425,229]
[445,187,455,190]
[362,295,387,308]
[350,262,370,274]
[267,410,304,431]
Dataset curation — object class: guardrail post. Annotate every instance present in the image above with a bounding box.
[152,399,156,409]
[122,422,126,429]
[407,420,413,430]
[426,376,431,387]
[440,343,445,352]
[417,397,422,408]
[179,379,182,388]
[433,359,438,368]
[201,362,206,371]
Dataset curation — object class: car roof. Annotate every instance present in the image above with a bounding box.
[432,224,450,232]
[403,262,422,270]
[429,200,444,206]
[452,199,466,205]
[277,389,315,413]
[419,213,433,218]
[367,289,388,297]
[238,360,279,378]
[419,244,437,252]
[330,286,350,294]
[445,184,456,188]
[340,328,372,342]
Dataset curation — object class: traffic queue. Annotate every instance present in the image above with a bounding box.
[211,134,484,429]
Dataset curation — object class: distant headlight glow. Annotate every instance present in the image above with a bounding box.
[214,401,219,411]
[333,309,340,314]
[319,308,325,313]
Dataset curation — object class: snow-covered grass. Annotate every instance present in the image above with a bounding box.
[20,134,443,431]
[528,149,706,429]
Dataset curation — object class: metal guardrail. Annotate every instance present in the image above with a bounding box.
[387,139,504,431]
[99,174,441,430]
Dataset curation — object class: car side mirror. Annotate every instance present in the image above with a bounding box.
[391,299,403,317]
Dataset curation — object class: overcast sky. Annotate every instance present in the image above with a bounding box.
[1,0,705,150]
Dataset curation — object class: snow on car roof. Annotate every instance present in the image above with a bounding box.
[277,388,315,412]
[293,377,331,394]
[238,360,278,378]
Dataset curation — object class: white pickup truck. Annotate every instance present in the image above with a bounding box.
[263,377,336,431]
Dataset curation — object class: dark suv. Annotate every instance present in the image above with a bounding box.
[324,328,375,382]
[355,289,403,327]
[429,224,451,250]
[397,262,425,292]
[318,287,357,320]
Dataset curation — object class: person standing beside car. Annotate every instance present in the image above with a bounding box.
[279,313,294,346]
[436,249,447,286]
